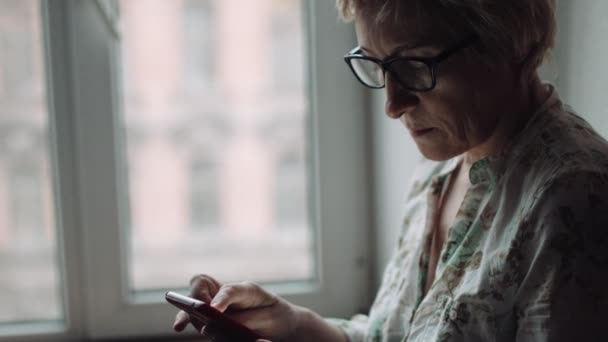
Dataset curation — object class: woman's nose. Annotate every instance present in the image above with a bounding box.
[384,74,419,119]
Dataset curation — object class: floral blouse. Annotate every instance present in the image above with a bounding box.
[330,86,608,341]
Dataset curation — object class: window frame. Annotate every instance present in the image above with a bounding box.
[1,1,85,341]
[1,0,373,339]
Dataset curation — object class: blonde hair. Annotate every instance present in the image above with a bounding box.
[336,0,556,77]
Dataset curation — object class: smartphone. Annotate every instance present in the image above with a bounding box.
[165,291,262,342]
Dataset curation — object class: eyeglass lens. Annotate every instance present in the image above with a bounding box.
[350,58,433,90]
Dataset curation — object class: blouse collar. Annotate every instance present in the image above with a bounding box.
[466,83,562,186]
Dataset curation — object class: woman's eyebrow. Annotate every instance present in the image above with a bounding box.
[359,43,426,58]
[358,46,374,56]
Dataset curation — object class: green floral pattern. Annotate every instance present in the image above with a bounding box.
[330,86,608,341]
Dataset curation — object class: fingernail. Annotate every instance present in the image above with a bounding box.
[209,298,220,308]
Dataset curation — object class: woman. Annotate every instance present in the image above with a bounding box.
[173,0,608,341]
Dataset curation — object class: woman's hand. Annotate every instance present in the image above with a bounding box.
[172,274,301,341]
[172,274,221,333]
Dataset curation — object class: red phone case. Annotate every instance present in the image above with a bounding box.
[165,291,262,342]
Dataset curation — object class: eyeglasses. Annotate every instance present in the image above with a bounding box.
[344,36,477,92]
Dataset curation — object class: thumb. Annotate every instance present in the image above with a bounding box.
[256,340,272,342]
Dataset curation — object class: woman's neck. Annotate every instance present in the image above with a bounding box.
[462,77,550,172]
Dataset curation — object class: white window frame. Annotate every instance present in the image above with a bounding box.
[1,0,373,340]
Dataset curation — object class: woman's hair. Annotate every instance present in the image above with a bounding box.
[336,0,556,77]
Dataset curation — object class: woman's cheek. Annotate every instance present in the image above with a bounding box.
[438,120,462,145]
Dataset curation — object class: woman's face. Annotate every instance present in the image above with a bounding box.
[355,15,518,161]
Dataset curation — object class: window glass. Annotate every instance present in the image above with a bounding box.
[0,0,62,323]
[119,0,313,291]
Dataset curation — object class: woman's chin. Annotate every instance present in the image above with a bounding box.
[417,144,461,162]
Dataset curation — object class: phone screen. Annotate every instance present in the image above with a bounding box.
[165,291,262,342]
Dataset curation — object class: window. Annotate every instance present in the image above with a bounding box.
[1,0,371,340]
[190,155,220,230]
[121,0,316,289]
[182,0,216,93]
[273,120,308,227]
[0,0,62,325]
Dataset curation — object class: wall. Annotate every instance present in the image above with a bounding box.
[553,0,608,137]
[369,1,608,289]
[369,89,419,289]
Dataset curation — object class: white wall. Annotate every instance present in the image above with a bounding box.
[369,91,420,289]
[553,0,608,137]
[369,1,608,290]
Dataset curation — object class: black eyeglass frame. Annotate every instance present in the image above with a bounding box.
[343,36,478,92]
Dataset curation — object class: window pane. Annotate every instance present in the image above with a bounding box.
[0,0,62,323]
[119,0,313,291]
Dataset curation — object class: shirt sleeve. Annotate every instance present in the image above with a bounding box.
[325,314,369,342]
[515,171,608,341]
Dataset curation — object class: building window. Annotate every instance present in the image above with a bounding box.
[190,156,219,229]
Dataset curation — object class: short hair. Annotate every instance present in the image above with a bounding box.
[336,0,556,77]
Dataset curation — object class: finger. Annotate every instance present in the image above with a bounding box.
[257,340,272,342]
[175,275,223,332]
[210,281,276,312]
[195,288,214,304]
[190,274,222,291]
[190,274,222,302]
[174,310,206,332]
[200,324,222,341]
[173,310,191,332]
[199,326,215,342]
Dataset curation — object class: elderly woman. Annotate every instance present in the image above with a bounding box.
[173,0,608,341]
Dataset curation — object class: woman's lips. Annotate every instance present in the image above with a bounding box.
[411,128,434,137]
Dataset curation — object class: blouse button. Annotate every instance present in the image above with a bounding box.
[449,308,458,321]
